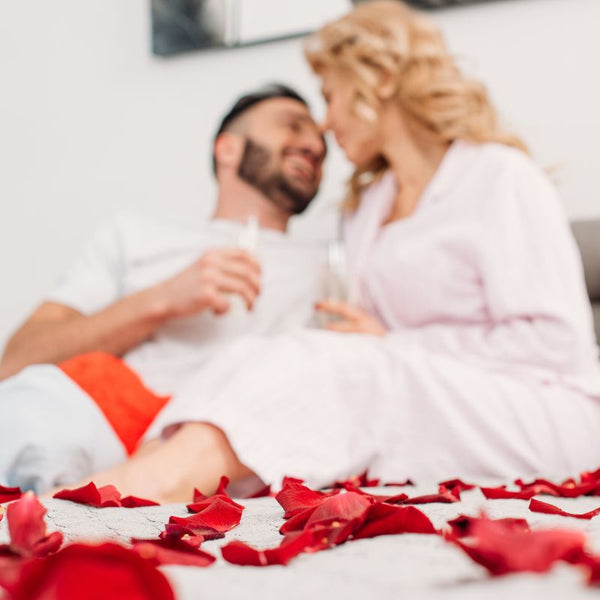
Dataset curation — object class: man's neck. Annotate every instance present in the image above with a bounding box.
[213,179,291,232]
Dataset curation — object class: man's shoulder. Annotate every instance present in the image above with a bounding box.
[103,210,226,249]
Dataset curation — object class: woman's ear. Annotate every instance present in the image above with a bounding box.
[214,132,245,172]
[376,67,397,101]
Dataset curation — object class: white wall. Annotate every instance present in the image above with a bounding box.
[1,0,599,349]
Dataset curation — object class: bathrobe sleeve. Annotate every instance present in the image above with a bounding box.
[390,152,597,372]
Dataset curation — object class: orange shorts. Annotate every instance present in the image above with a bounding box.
[59,352,170,455]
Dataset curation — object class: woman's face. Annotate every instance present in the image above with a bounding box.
[320,69,382,167]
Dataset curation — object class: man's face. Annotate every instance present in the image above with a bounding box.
[237,98,326,215]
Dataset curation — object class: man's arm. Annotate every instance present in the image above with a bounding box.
[0,248,261,381]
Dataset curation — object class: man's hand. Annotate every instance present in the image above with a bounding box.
[152,248,262,318]
[315,301,387,336]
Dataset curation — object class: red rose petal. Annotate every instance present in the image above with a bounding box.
[404,485,460,505]
[516,478,600,498]
[221,530,317,567]
[529,498,600,520]
[0,556,25,591]
[221,540,268,566]
[246,484,272,498]
[479,486,537,500]
[305,492,371,528]
[439,479,476,492]
[162,518,223,541]
[446,515,587,576]
[580,468,600,484]
[164,495,244,542]
[303,520,358,550]
[187,495,244,514]
[354,503,437,539]
[334,481,407,504]
[279,506,317,534]
[1,543,175,600]
[192,475,231,503]
[184,497,243,531]
[121,496,160,508]
[132,537,215,567]
[275,481,339,518]
[384,479,415,487]
[281,476,305,487]
[6,493,63,558]
[53,482,122,508]
[0,486,22,504]
[333,470,380,488]
[447,515,529,538]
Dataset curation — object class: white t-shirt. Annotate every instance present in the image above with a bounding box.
[46,212,324,395]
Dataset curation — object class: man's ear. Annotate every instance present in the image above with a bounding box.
[214,132,245,171]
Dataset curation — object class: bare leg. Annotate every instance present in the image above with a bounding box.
[60,423,254,503]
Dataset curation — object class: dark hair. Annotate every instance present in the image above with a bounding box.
[212,83,309,175]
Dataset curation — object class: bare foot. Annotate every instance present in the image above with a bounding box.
[51,423,253,504]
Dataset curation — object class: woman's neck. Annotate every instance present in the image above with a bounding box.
[379,109,450,222]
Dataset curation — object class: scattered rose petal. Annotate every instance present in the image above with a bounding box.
[529,498,600,520]
[132,537,215,567]
[53,482,121,508]
[187,494,244,515]
[0,542,175,599]
[305,492,371,528]
[439,479,476,492]
[121,496,160,508]
[281,476,305,487]
[192,475,230,503]
[580,468,600,485]
[162,518,223,541]
[336,482,409,505]
[275,481,339,519]
[0,486,22,504]
[0,493,63,558]
[447,515,529,538]
[515,477,600,498]
[384,479,415,487]
[0,556,24,592]
[446,515,587,576]
[333,470,380,488]
[246,484,272,498]
[163,495,244,542]
[184,497,243,531]
[404,484,461,505]
[279,507,317,535]
[353,503,437,539]
[479,486,538,500]
[221,530,317,567]
[481,472,600,501]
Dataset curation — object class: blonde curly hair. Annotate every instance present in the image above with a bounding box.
[305,0,528,210]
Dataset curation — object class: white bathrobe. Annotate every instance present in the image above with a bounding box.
[147,141,600,488]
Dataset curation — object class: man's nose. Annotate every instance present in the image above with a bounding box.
[304,130,327,162]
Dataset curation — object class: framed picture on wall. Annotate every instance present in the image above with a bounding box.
[152,0,351,56]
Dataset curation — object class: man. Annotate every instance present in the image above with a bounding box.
[0,84,327,493]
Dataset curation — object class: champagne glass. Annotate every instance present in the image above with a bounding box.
[315,238,350,328]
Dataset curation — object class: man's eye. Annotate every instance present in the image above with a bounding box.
[288,122,302,133]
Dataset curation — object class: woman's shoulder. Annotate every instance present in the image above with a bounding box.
[461,140,552,184]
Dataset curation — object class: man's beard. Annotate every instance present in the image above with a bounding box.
[237,138,318,215]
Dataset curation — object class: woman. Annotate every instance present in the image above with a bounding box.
[86,0,600,502]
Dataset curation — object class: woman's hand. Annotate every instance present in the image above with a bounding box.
[315,301,387,336]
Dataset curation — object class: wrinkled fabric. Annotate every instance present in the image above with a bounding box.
[147,142,600,488]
